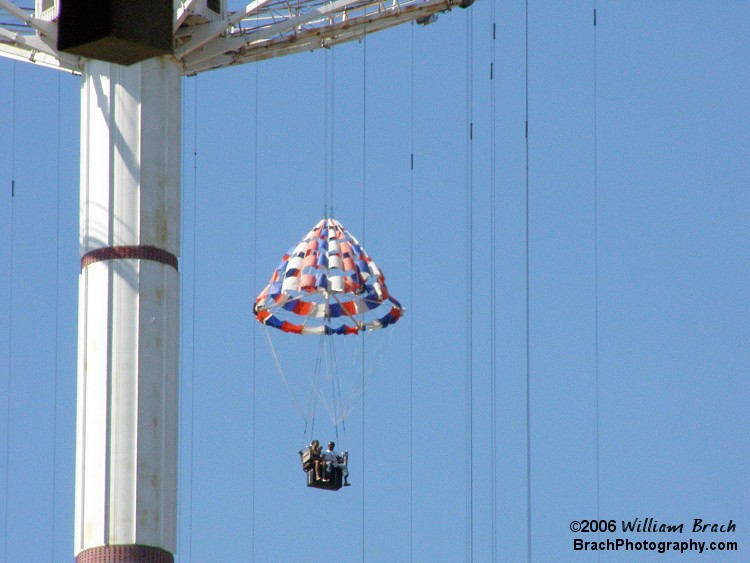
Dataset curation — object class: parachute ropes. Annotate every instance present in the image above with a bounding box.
[254,217,404,438]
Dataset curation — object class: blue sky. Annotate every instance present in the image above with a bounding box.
[1,1,749,561]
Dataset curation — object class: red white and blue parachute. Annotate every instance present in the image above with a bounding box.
[254,218,404,335]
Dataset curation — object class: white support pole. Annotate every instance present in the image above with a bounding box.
[75,57,181,563]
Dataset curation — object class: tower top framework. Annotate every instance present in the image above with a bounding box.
[1,0,469,73]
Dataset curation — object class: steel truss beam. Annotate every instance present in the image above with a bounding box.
[182,0,459,73]
[1,0,465,73]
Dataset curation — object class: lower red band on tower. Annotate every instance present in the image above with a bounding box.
[81,245,178,271]
[76,545,173,563]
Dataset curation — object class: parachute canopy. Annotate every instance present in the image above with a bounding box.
[254,218,404,335]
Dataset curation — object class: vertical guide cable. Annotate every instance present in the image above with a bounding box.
[330,50,335,217]
[3,62,17,563]
[252,11,262,558]
[323,48,336,218]
[51,70,62,563]
[593,2,601,547]
[178,72,186,561]
[361,14,368,561]
[524,2,532,562]
[252,52,259,563]
[321,50,330,432]
[323,49,329,217]
[328,47,342,427]
[188,76,198,563]
[489,5,498,562]
[465,6,474,562]
[409,20,415,563]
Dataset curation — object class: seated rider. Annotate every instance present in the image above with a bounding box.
[309,439,323,480]
[322,441,350,486]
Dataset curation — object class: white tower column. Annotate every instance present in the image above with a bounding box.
[75,57,181,563]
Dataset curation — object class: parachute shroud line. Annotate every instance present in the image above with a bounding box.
[255,217,403,434]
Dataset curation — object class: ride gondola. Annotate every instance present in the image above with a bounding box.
[299,441,349,491]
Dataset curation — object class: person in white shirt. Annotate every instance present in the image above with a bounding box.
[323,441,350,486]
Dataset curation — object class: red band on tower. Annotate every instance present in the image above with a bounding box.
[81,245,178,271]
[76,545,174,563]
